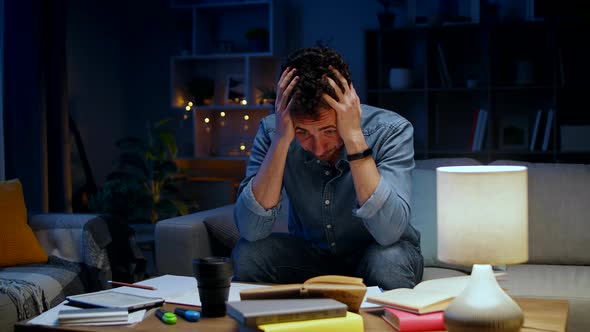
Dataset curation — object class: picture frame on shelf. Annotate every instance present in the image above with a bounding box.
[499,114,529,150]
[225,74,246,105]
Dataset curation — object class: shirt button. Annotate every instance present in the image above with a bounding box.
[324,170,330,176]
[324,200,330,205]
[331,242,336,247]
[326,224,332,229]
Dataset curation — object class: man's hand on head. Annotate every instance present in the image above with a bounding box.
[322,67,366,153]
[275,67,299,143]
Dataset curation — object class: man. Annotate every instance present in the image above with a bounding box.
[231,47,422,290]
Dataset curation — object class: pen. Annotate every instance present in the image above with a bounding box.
[156,309,177,324]
[107,280,157,290]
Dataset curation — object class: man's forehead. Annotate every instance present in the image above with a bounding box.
[293,107,336,125]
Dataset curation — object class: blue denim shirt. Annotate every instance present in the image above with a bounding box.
[234,104,420,256]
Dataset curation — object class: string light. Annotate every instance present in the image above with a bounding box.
[240,143,246,151]
[204,117,210,123]
[188,101,194,107]
[220,111,226,117]
[185,106,191,111]
[240,99,248,105]
[243,115,250,120]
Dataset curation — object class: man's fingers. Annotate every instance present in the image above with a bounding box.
[281,76,299,105]
[329,66,349,94]
[278,68,297,93]
[322,93,340,112]
[325,76,344,101]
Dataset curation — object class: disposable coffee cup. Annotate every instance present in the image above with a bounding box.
[193,257,233,317]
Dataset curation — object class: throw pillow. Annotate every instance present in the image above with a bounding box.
[0,179,48,267]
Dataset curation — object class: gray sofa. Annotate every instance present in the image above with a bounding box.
[1,213,112,332]
[155,158,590,331]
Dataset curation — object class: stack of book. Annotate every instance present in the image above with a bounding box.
[228,275,366,332]
[57,308,129,326]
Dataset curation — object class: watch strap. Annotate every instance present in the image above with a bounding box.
[346,148,373,161]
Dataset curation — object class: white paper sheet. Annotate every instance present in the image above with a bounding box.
[111,275,271,306]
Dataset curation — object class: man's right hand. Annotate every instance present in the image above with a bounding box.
[274,67,299,143]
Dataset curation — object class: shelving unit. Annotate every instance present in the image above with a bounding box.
[365,21,590,164]
[170,0,283,159]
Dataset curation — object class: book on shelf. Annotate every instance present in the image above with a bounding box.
[239,275,366,312]
[468,109,479,151]
[529,109,543,151]
[237,311,363,332]
[436,43,452,88]
[57,308,129,325]
[471,109,487,152]
[226,298,347,327]
[382,307,445,332]
[366,275,475,314]
[541,109,554,151]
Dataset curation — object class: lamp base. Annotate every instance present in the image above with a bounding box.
[444,264,523,332]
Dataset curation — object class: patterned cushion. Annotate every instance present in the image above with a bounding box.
[0,179,48,267]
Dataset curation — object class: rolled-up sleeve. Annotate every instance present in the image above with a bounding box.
[354,120,415,246]
[234,116,283,241]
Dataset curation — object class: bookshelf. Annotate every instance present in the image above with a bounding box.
[365,21,590,164]
[170,0,283,159]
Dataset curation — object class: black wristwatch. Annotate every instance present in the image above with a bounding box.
[346,148,373,161]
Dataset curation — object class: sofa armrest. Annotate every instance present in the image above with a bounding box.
[28,213,112,290]
[155,204,236,276]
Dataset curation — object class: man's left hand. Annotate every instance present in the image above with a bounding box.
[322,67,364,148]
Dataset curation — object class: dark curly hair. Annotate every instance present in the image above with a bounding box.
[281,47,352,120]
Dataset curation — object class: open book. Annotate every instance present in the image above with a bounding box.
[239,275,367,312]
[367,275,476,314]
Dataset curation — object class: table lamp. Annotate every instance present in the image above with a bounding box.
[436,165,528,332]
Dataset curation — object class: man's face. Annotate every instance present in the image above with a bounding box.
[293,107,344,163]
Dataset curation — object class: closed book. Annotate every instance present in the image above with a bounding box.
[227,298,347,327]
[237,311,363,332]
[58,308,129,325]
[382,307,445,331]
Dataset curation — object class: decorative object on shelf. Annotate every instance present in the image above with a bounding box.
[225,74,246,105]
[257,86,276,105]
[499,114,529,150]
[88,118,191,224]
[437,165,528,332]
[245,27,269,52]
[214,40,234,54]
[186,76,214,106]
[376,0,403,29]
[388,68,412,89]
[515,60,534,85]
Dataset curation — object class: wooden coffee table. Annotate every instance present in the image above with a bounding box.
[16,297,568,332]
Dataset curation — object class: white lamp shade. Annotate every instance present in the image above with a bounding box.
[437,166,528,265]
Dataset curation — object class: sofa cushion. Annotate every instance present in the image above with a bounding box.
[411,158,482,272]
[490,161,590,265]
[0,256,87,327]
[0,179,48,267]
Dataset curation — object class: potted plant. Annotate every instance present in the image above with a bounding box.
[377,0,403,29]
[245,28,269,52]
[185,76,214,106]
[257,86,276,105]
[89,118,191,225]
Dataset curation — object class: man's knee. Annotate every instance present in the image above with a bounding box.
[358,241,423,290]
[231,238,269,282]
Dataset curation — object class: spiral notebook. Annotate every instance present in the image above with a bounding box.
[66,289,164,312]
